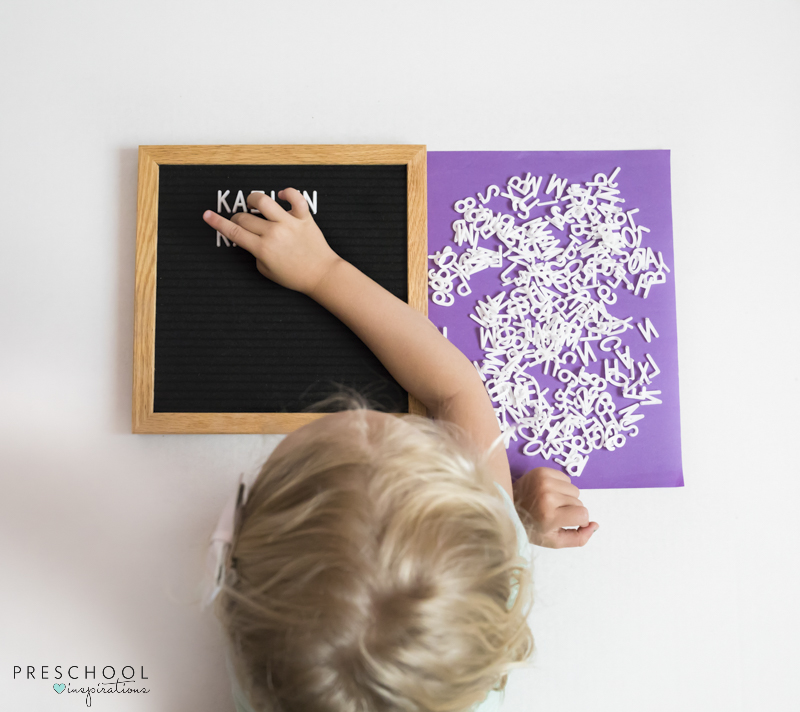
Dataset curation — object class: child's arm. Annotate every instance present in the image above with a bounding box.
[202,190,599,545]
[203,189,513,495]
[313,259,515,493]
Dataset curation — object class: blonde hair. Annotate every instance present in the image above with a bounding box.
[215,402,533,712]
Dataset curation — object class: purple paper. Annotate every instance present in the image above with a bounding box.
[427,151,683,489]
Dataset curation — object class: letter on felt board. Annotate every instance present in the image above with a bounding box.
[133,145,428,434]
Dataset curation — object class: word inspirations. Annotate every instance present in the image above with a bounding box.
[53,679,151,707]
[13,664,150,708]
[214,189,319,247]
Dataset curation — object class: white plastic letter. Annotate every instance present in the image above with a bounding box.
[303,190,318,214]
[636,318,660,343]
[232,190,247,213]
[217,190,231,213]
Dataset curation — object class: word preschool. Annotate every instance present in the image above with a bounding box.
[213,189,319,247]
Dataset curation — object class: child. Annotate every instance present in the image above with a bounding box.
[201,189,598,712]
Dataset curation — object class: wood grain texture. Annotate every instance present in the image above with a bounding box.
[133,411,417,434]
[138,145,425,166]
[132,148,159,432]
[136,412,329,434]
[132,144,429,433]
[406,145,429,417]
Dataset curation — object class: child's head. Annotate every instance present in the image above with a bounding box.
[215,403,533,712]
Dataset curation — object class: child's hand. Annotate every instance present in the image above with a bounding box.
[513,467,599,549]
[202,188,341,295]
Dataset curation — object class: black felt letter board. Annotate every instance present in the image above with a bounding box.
[154,164,408,414]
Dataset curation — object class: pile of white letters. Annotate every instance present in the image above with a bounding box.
[428,169,668,476]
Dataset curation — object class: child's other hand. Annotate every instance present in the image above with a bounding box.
[514,467,599,549]
[202,188,341,295]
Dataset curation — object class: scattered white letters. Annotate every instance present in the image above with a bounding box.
[429,169,667,476]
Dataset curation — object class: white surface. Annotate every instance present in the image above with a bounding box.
[1,1,798,710]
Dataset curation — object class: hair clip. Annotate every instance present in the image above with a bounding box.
[203,475,249,609]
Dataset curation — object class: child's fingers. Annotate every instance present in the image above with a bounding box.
[230,212,270,236]
[246,192,288,222]
[538,467,572,485]
[552,504,590,530]
[552,472,574,485]
[553,522,599,549]
[203,210,259,252]
[548,479,582,499]
[550,493,583,508]
[278,188,311,219]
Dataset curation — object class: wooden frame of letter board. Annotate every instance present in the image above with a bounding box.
[133,144,428,434]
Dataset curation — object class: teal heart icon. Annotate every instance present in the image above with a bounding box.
[53,683,66,694]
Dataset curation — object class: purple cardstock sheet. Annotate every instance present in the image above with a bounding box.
[426,151,683,489]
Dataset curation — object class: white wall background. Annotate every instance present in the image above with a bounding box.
[1,1,798,710]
